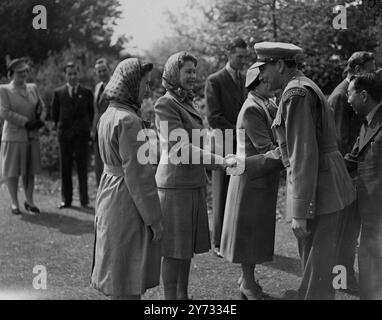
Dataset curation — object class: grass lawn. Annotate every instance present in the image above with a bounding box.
[0,171,357,300]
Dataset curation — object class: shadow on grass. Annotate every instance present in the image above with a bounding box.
[265,254,301,277]
[20,211,94,236]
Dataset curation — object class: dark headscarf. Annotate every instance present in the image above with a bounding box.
[162,51,197,103]
[104,58,142,109]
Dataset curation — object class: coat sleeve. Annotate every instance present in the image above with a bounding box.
[284,88,319,220]
[344,135,360,173]
[242,106,277,154]
[0,86,29,127]
[328,92,350,155]
[118,115,162,227]
[205,76,235,130]
[155,98,222,170]
[244,149,283,179]
[51,90,60,126]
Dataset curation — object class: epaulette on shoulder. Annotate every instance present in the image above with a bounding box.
[282,87,307,102]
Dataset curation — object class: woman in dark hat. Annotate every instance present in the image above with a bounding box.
[154,51,230,300]
[91,58,163,300]
[0,58,45,215]
[220,64,281,300]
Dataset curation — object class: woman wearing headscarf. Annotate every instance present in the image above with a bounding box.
[0,58,45,215]
[155,51,229,300]
[220,65,282,300]
[91,58,163,300]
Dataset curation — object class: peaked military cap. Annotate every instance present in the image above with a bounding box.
[252,42,303,68]
[245,63,260,88]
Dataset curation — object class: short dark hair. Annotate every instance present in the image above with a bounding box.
[64,62,79,73]
[228,38,247,53]
[350,73,382,102]
[346,51,374,74]
[140,61,154,77]
[95,58,109,69]
[178,52,198,69]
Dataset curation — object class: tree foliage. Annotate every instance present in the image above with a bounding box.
[0,0,123,75]
[161,0,382,93]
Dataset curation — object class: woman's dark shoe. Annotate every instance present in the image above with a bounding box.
[240,281,269,300]
[24,202,40,214]
[11,206,22,215]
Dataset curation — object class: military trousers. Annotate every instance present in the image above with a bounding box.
[297,205,351,300]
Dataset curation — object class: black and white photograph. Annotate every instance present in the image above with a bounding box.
[0,0,382,306]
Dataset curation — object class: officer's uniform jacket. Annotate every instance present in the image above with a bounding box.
[272,71,356,220]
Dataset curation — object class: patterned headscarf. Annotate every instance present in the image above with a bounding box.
[162,51,197,103]
[104,58,142,109]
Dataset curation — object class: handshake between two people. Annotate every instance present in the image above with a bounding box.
[218,154,245,176]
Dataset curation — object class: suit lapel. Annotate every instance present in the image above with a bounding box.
[359,104,382,153]
[220,69,244,105]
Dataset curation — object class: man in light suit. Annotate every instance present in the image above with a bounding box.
[92,58,111,186]
[345,73,382,300]
[51,62,94,209]
[205,37,248,257]
[328,51,376,294]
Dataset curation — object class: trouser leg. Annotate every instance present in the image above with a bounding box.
[74,135,89,206]
[59,137,73,205]
[297,209,345,300]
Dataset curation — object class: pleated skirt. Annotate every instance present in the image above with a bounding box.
[158,187,211,259]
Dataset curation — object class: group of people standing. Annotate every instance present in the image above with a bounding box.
[1,37,381,301]
[0,57,111,214]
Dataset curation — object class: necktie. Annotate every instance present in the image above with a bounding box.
[68,86,73,98]
[97,84,105,105]
[236,71,242,89]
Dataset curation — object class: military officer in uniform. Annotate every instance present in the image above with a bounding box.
[250,42,356,299]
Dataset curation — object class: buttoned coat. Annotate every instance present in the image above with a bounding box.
[0,83,45,142]
[220,92,281,264]
[345,102,382,299]
[155,92,220,189]
[272,72,356,220]
[328,79,363,155]
[91,102,162,297]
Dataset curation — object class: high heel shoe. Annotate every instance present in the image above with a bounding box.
[24,202,40,214]
[11,206,22,215]
[239,282,268,300]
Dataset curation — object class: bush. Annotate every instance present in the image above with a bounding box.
[39,121,60,171]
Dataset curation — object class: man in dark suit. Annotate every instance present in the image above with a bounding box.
[205,38,248,257]
[345,73,382,300]
[51,62,94,209]
[92,58,111,186]
[328,51,376,293]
